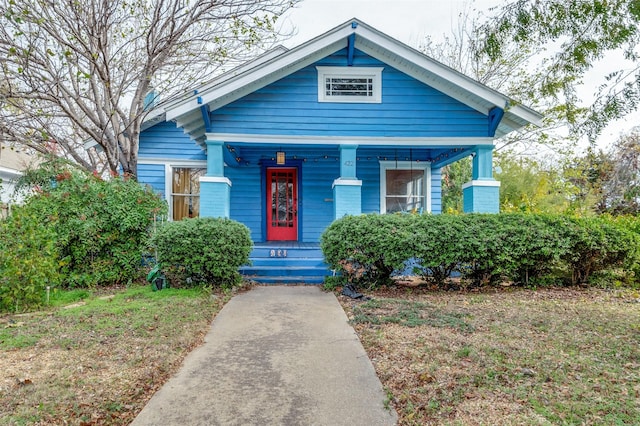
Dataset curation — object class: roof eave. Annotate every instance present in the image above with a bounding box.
[165,24,354,121]
[161,17,543,134]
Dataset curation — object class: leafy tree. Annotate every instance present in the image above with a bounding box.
[496,152,570,213]
[564,129,640,215]
[422,5,575,152]
[599,129,640,214]
[441,157,471,213]
[480,0,640,139]
[562,146,613,214]
[0,0,299,175]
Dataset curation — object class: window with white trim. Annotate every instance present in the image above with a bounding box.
[171,167,206,220]
[380,161,431,213]
[316,66,383,103]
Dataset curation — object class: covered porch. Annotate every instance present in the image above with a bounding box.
[199,135,501,224]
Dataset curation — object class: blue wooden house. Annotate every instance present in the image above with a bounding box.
[138,18,542,283]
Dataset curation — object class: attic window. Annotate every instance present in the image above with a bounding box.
[316,66,383,103]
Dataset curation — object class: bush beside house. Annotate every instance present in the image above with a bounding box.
[321,213,640,289]
[0,160,167,312]
[0,208,60,312]
[151,217,252,288]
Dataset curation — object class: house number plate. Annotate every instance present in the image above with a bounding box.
[270,249,288,257]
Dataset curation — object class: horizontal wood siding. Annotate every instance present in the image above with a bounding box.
[139,121,206,160]
[227,165,263,242]
[300,152,338,242]
[137,163,165,197]
[226,147,339,243]
[211,48,487,137]
[357,148,440,214]
[359,155,381,214]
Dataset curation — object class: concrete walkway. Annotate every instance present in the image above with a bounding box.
[131,286,397,426]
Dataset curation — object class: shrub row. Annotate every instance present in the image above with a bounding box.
[151,217,252,288]
[321,213,639,289]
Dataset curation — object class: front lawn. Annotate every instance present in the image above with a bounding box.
[340,287,640,425]
[3,284,638,425]
[0,285,231,425]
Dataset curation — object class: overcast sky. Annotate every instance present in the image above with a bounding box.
[279,0,637,149]
[280,0,499,48]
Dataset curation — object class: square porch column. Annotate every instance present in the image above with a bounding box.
[462,145,500,213]
[333,145,362,219]
[200,140,231,218]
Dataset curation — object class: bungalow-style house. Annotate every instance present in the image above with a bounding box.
[138,18,542,283]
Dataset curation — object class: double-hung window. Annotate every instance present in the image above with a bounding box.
[380,161,431,213]
[171,167,206,220]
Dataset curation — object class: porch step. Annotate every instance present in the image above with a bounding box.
[241,244,332,285]
[245,275,327,285]
[249,246,323,258]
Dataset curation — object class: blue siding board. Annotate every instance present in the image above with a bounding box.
[227,160,263,242]
[224,147,339,243]
[300,158,337,241]
[139,121,206,160]
[137,163,165,197]
[210,49,488,138]
[359,157,382,213]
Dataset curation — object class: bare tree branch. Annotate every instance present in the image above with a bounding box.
[0,0,300,175]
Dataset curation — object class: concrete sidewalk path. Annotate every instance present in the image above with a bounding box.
[131,285,397,426]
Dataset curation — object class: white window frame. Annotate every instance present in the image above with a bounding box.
[316,66,383,103]
[159,161,207,221]
[379,160,431,214]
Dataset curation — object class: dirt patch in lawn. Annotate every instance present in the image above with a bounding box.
[339,286,640,425]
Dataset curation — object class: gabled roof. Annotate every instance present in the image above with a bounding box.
[149,18,542,144]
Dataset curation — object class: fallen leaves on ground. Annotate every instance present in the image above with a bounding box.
[339,286,640,425]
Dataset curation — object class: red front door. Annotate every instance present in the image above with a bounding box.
[267,168,298,241]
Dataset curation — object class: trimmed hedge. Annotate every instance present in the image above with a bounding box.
[151,217,252,288]
[321,213,639,289]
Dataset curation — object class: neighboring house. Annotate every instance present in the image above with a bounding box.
[0,144,34,216]
[138,18,542,283]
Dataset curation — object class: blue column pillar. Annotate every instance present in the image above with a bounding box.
[200,139,231,218]
[205,141,224,177]
[463,145,500,213]
[340,144,357,178]
[472,145,494,180]
[333,145,362,219]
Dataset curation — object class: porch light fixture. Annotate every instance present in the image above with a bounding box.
[276,151,286,165]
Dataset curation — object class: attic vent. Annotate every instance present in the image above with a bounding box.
[316,66,383,103]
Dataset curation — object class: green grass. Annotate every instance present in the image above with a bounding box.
[47,288,92,307]
[0,283,229,425]
[351,298,475,332]
[0,329,40,349]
